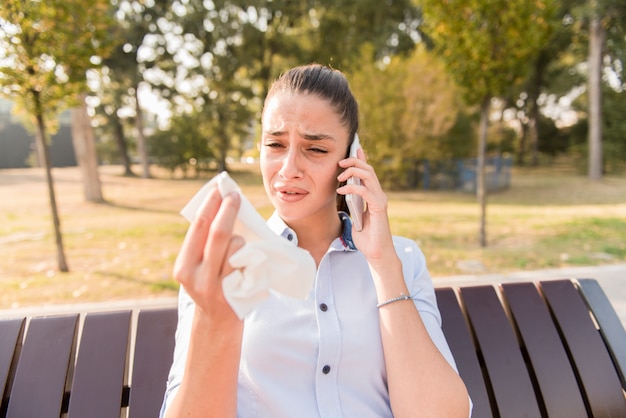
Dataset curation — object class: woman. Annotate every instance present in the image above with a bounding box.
[161,64,470,417]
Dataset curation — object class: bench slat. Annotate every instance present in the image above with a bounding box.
[502,282,587,417]
[0,318,25,415]
[578,278,626,390]
[6,314,78,418]
[435,287,492,418]
[541,280,626,417]
[128,307,177,418]
[461,285,541,417]
[66,310,132,418]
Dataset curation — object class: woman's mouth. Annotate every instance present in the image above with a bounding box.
[276,187,307,202]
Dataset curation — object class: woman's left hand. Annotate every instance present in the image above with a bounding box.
[337,147,395,263]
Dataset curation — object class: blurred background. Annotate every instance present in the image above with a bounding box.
[1,0,625,309]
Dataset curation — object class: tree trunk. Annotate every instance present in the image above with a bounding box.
[33,91,69,272]
[528,57,544,167]
[588,12,604,181]
[528,111,539,167]
[134,85,150,178]
[528,96,540,167]
[112,112,134,176]
[517,122,528,166]
[71,93,104,202]
[477,96,490,247]
[216,110,229,173]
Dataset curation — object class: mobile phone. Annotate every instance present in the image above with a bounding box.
[345,134,364,231]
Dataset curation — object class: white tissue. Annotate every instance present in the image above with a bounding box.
[180,172,316,319]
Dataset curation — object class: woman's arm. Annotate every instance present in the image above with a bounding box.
[164,185,245,418]
[369,253,469,418]
[338,150,470,417]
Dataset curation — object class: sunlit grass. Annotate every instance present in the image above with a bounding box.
[1,163,625,309]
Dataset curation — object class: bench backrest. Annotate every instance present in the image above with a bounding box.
[1,278,625,417]
[0,308,177,418]
[436,278,626,418]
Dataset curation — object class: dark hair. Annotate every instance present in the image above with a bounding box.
[265,64,359,213]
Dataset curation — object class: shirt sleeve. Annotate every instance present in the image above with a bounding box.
[159,285,195,418]
[402,239,458,373]
[397,237,473,415]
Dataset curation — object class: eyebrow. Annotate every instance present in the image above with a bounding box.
[303,133,335,141]
[263,130,336,141]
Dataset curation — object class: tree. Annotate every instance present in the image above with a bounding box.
[91,70,136,175]
[350,45,465,189]
[587,0,604,180]
[513,0,579,166]
[305,0,423,73]
[72,93,103,201]
[94,0,172,178]
[419,0,554,246]
[141,0,422,173]
[0,0,115,272]
[149,110,217,176]
[586,0,625,179]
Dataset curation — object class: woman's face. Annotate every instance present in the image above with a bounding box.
[260,92,350,225]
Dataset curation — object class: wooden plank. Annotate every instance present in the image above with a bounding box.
[435,287,492,418]
[0,318,25,416]
[578,278,626,390]
[128,307,177,418]
[461,285,541,417]
[66,310,132,418]
[541,280,626,416]
[6,314,78,418]
[502,282,587,417]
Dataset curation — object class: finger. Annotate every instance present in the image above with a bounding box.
[336,164,372,184]
[174,186,222,279]
[356,146,367,161]
[338,157,364,170]
[202,192,241,279]
[339,147,367,167]
[219,234,246,278]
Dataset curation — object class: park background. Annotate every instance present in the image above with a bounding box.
[1,0,625,309]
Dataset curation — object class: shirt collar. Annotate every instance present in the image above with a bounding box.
[267,211,357,251]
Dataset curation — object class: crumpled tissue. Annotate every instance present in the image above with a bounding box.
[180,171,316,319]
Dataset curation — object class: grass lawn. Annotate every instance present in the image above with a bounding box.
[1,163,625,309]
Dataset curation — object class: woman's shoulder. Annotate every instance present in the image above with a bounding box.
[391,235,425,256]
[390,235,430,282]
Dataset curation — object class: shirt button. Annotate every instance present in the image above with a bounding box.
[319,303,328,312]
[287,233,294,241]
[322,365,331,374]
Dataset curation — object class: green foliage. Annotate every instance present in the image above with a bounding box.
[350,46,470,189]
[444,112,479,158]
[419,0,556,105]
[0,0,116,131]
[138,0,422,171]
[148,110,216,176]
[537,115,571,156]
[567,87,626,173]
[486,122,517,155]
[310,0,422,71]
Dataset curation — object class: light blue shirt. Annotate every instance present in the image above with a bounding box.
[160,212,460,417]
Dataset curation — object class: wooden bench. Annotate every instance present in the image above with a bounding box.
[0,278,624,417]
[436,278,626,417]
[0,308,178,418]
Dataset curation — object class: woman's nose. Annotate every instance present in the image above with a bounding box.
[278,148,303,179]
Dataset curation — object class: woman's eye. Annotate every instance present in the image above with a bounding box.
[309,148,327,154]
[264,142,283,148]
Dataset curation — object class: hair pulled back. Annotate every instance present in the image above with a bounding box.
[265,64,359,145]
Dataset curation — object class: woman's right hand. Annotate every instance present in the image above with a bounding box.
[165,184,245,418]
[173,184,245,323]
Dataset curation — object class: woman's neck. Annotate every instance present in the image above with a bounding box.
[288,212,343,266]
